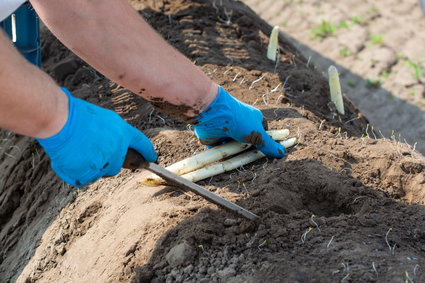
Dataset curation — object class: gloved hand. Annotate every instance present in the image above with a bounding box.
[37,88,157,187]
[193,86,285,158]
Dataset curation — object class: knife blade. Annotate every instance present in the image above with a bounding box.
[124,149,259,221]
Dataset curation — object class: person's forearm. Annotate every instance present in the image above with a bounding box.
[0,31,68,138]
[30,0,218,120]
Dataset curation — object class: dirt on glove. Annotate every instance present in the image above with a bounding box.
[0,0,424,282]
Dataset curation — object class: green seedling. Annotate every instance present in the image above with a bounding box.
[366,78,383,88]
[405,59,425,81]
[339,48,351,57]
[368,6,380,14]
[311,20,337,40]
[351,15,363,25]
[390,130,396,142]
[397,53,406,60]
[379,70,391,78]
[369,34,384,46]
[338,20,350,29]
[346,80,357,87]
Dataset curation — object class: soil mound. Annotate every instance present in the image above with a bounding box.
[0,0,424,282]
[242,0,425,154]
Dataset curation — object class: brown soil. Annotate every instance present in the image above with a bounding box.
[242,0,425,154]
[0,0,424,282]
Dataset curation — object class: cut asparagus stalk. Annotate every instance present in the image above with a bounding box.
[141,137,297,186]
[328,65,345,115]
[157,129,289,176]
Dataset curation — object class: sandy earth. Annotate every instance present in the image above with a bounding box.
[0,0,424,282]
[242,0,425,154]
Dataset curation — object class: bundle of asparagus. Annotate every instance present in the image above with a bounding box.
[140,129,297,186]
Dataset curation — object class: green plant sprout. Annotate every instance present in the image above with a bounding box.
[351,15,363,25]
[368,6,380,14]
[311,20,337,40]
[346,80,357,87]
[366,78,383,88]
[379,70,391,78]
[397,53,406,60]
[391,130,396,141]
[339,48,351,57]
[405,59,425,81]
[369,34,384,46]
[338,20,350,29]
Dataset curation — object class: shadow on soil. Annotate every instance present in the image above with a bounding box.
[132,156,425,282]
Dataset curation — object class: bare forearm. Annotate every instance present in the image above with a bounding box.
[0,32,67,138]
[30,0,217,119]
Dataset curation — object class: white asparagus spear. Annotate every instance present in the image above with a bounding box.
[267,26,279,61]
[141,137,297,186]
[158,129,289,176]
[328,65,345,115]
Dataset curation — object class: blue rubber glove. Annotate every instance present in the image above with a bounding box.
[37,88,157,187]
[193,86,285,158]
